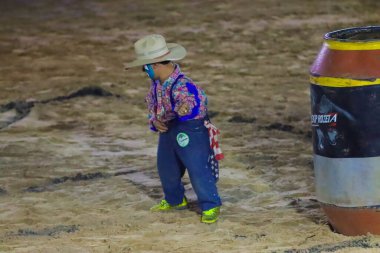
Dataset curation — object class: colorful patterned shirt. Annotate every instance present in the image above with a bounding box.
[145,64,208,131]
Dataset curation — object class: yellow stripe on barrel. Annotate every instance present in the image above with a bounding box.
[325,40,380,51]
[310,76,380,88]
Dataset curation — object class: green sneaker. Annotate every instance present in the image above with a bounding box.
[201,206,220,224]
[150,197,188,211]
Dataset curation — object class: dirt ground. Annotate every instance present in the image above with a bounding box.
[1,0,380,252]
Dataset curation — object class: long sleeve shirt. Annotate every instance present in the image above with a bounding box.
[145,64,208,131]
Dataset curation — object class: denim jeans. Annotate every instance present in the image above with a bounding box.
[157,118,222,211]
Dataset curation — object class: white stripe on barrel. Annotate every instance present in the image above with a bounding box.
[314,154,380,207]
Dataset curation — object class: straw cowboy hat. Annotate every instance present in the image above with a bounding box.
[124,34,187,69]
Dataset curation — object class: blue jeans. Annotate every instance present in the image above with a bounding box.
[157,118,222,211]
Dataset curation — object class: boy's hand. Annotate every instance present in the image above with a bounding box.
[178,103,190,116]
[153,120,168,133]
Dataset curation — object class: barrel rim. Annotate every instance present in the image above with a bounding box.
[325,26,380,42]
[324,26,380,50]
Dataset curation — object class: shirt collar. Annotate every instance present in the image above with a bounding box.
[153,63,182,87]
[166,64,182,83]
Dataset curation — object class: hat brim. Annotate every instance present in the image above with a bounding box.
[124,43,187,69]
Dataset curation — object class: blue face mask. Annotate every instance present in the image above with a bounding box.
[143,64,155,80]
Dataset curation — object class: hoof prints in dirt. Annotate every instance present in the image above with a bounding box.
[51,172,109,184]
[0,187,7,195]
[0,86,118,130]
[288,197,324,224]
[116,170,164,200]
[288,197,319,210]
[228,115,257,123]
[24,171,118,193]
[264,123,294,132]
[7,225,79,237]
[23,169,163,201]
[40,86,114,104]
[261,122,312,139]
[0,101,33,129]
[280,236,380,253]
[207,110,219,119]
[24,172,111,193]
[22,169,174,210]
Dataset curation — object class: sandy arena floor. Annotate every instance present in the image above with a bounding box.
[1,0,380,252]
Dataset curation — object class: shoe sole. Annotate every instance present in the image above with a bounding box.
[201,217,219,224]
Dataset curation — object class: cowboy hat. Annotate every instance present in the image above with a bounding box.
[124,34,187,69]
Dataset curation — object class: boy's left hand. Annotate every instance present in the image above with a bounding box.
[177,103,190,116]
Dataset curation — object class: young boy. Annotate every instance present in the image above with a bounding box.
[125,34,223,223]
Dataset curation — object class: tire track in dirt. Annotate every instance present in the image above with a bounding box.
[6,225,79,238]
[280,236,380,253]
[0,86,118,130]
[20,167,169,201]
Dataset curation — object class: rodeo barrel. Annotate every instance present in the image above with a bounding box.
[310,26,380,236]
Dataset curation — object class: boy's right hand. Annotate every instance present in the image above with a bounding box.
[153,120,168,133]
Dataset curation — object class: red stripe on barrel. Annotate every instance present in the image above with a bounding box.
[322,204,380,236]
[310,44,380,78]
